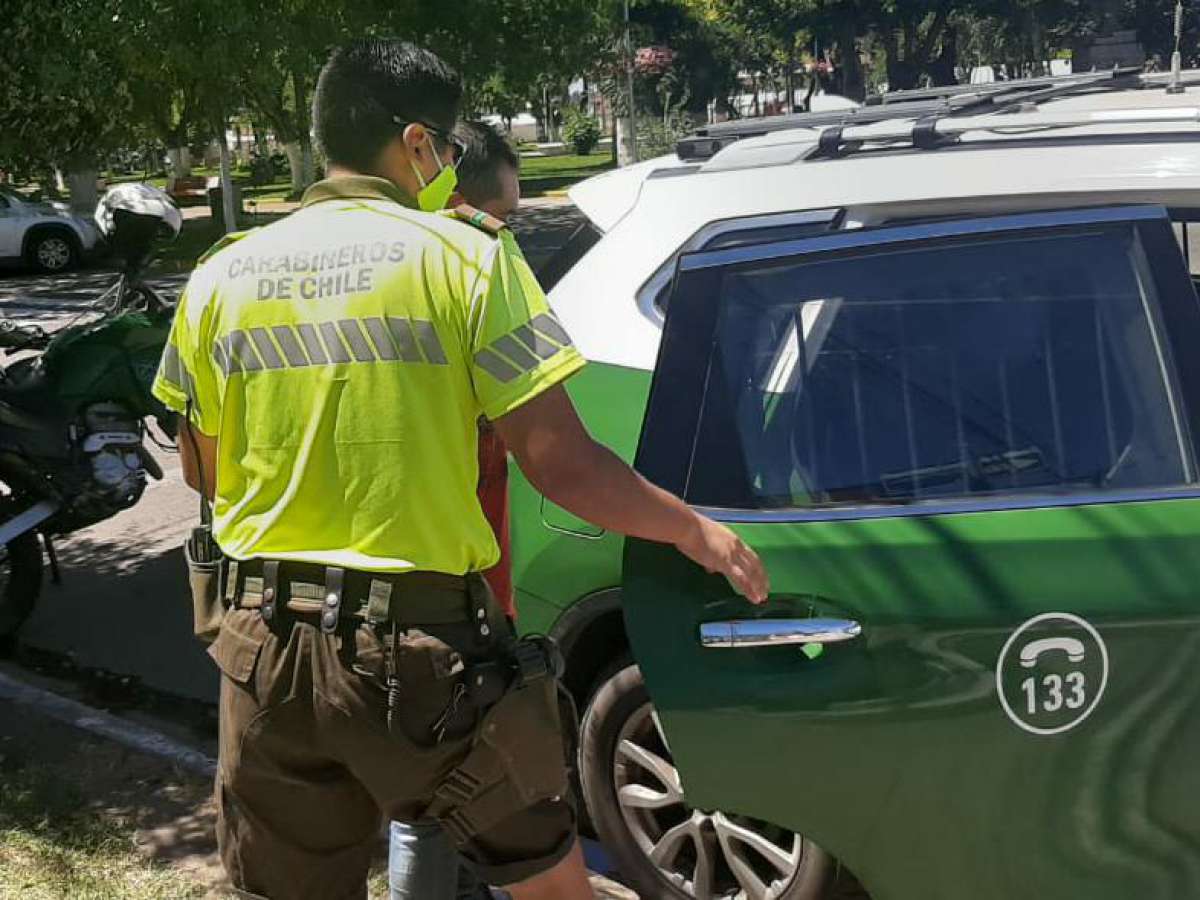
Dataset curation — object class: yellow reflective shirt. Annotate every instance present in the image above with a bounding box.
[152,175,584,574]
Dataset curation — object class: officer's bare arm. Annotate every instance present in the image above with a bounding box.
[179,421,217,501]
[495,385,768,603]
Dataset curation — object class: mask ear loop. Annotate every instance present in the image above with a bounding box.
[409,136,443,190]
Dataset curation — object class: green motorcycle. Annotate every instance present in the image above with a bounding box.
[0,192,180,642]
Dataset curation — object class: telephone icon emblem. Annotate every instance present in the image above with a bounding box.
[996,612,1109,736]
[1019,636,1085,668]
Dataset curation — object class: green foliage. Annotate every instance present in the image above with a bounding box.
[6,0,1187,190]
[0,1,136,174]
[636,109,694,158]
[562,109,603,154]
[248,153,276,186]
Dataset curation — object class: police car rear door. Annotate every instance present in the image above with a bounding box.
[622,205,1200,900]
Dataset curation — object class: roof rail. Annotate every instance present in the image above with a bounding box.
[868,67,1141,106]
[804,104,1200,161]
[676,101,954,161]
[678,67,1150,162]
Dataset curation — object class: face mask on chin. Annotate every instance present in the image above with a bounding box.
[410,134,458,212]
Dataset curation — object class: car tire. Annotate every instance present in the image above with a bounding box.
[580,661,833,900]
[27,230,79,274]
[0,531,45,652]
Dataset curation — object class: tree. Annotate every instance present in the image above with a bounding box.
[118,0,258,231]
[237,0,360,197]
[0,0,139,207]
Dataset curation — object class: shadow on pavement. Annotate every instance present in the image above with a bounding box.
[18,531,217,705]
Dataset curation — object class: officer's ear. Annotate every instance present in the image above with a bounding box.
[401,122,432,162]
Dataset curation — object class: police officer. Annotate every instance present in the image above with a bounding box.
[389,119,524,900]
[153,39,767,900]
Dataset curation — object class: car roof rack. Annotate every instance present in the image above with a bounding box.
[677,67,1148,162]
[866,67,1142,106]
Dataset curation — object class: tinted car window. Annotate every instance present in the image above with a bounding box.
[684,227,1194,510]
[536,221,602,292]
[655,220,837,314]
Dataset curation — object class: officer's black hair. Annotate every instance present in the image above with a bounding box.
[313,39,462,173]
[454,121,520,205]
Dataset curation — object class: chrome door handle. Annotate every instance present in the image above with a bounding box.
[699,618,862,648]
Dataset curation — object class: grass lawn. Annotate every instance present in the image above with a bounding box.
[104,168,295,204]
[519,151,614,194]
[0,703,393,900]
[106,151,610,208]
[0,759,220,900]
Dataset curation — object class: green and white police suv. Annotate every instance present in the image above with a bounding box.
[515,69,1200,900]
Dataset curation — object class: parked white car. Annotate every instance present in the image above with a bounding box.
[0,186,102,273]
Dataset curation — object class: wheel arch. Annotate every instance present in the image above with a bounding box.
[549,586,631,708]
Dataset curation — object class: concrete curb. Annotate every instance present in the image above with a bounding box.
[0,670,217,777]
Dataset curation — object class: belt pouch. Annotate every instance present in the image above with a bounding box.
[184,525,225,643]
[181,401,225,643]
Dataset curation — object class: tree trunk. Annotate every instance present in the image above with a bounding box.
[840,21,866,100]
[64,164,98,213]
[217,122,237,235]
[616,114,638,166]
[168,146,192,178]
[290,70,317,192]
[785,48,796,113]
[284,141,306,197]
[301,140,316,188]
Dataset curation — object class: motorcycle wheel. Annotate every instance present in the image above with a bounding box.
[0,532,45,648]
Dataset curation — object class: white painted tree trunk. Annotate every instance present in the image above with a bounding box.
[616,115,638,167]
[283,140,316,196]
[284,141,304,195]
[64,166,99,212]
[218,127,237,235]
[167,146,192,176]
[302,142,315,186]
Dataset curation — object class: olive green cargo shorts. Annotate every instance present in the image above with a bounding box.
[208,600,576,900]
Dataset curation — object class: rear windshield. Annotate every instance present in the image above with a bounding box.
[683,224,1194,510]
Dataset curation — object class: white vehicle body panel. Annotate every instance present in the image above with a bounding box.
[0,194,21,257]
[552,81,1200,374]
[0,188,101,263]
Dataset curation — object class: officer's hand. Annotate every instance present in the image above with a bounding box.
[676,515,769,604]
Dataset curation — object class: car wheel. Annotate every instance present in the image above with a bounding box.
[581,662,833,900]
[29,231,78,273]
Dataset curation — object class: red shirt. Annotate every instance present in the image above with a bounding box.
[477,421,514,618]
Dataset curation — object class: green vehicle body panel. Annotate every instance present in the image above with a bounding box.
[616,206,1200,898]
[623,492,1200,900]
[509,361,650,635]
[624,501,1200,900]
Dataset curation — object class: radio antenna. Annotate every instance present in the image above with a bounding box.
[1167,0,1185,93]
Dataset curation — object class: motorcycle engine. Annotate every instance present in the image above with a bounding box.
[78,402,150,508]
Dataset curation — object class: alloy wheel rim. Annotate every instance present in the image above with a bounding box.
[37,238,70,270]
[613,701,804,900]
